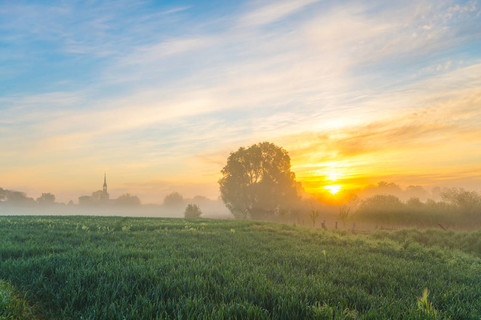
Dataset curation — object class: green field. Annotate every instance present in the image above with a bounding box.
[0,216,480,319]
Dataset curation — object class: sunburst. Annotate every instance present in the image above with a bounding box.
[324,184,343,194]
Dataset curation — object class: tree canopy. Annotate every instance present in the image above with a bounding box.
[37,193,55,205]
[115,193,141,206]
[219,142,298,220]
[0,188,35,206]
[184,204,202,218]
[163,192,184,207]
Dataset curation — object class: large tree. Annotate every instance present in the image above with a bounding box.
[219,142,298,220]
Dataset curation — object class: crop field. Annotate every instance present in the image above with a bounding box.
[0,216,480,319]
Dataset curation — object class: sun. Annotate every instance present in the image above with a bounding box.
[324,184,343,194]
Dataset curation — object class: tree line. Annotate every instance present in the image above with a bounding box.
[0,188,142,207]
[2,141,480,227]
[218,142,481,228]
[0,187,205,219]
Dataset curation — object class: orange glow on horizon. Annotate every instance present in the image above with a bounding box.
[324,184,343,194]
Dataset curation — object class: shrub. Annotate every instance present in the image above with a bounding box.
[184,204,202,218]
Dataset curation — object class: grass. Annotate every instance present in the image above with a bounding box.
[0,216,480,319]
[0,280,36,320]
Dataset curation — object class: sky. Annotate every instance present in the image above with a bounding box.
[1,0,481,203]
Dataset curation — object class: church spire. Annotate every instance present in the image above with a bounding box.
[103,173,107,193]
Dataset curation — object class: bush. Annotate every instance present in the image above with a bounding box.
[184,204,202,218]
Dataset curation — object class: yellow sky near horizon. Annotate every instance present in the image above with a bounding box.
[1,1,481,204]
[4,85,481,204]
[3,77,481,204]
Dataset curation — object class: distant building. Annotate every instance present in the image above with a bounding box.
[103,173,108,194]
[78,173,110,205]
[100,173,110,201]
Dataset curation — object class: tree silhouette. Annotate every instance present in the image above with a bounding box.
[309,209,319,227]
[219,142,298,220]
[78,195,93,206]
[163,192,184,207]
[441,188,481,216]
[115,193,141,206]
[184,204,202,218]
[2,190,35,206]
[37,193,55,205]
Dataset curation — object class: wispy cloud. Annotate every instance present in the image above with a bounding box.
[238,0,320,27]
[1,0,481,201]
[278,72,481,191]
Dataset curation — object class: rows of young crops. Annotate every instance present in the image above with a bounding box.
[0,216,480,319]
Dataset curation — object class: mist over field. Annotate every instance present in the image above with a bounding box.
[2,175,481,230]
[0,186,231,218]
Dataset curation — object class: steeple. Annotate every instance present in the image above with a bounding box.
[103,173,107,193]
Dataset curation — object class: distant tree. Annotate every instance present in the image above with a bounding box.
[358,195,404,213]
[377,181,403,193]
[405,186,428,200]
[0,188,5,202]
[360,181,403,199]
[338,195,358,226]
[355,195,404,224]
[406,197,423,208]
[37,193,55,205]
[219,142,298,220]
[4,190,35,206]
[164,192,184,207]
[78,195,92,206]
[441,188,481,216]
[115,193,141,206]
[338,205,351,226]
[309,209,319,227]
[184,204,202,218]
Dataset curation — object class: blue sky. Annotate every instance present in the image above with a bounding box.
[1,0,481,203]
